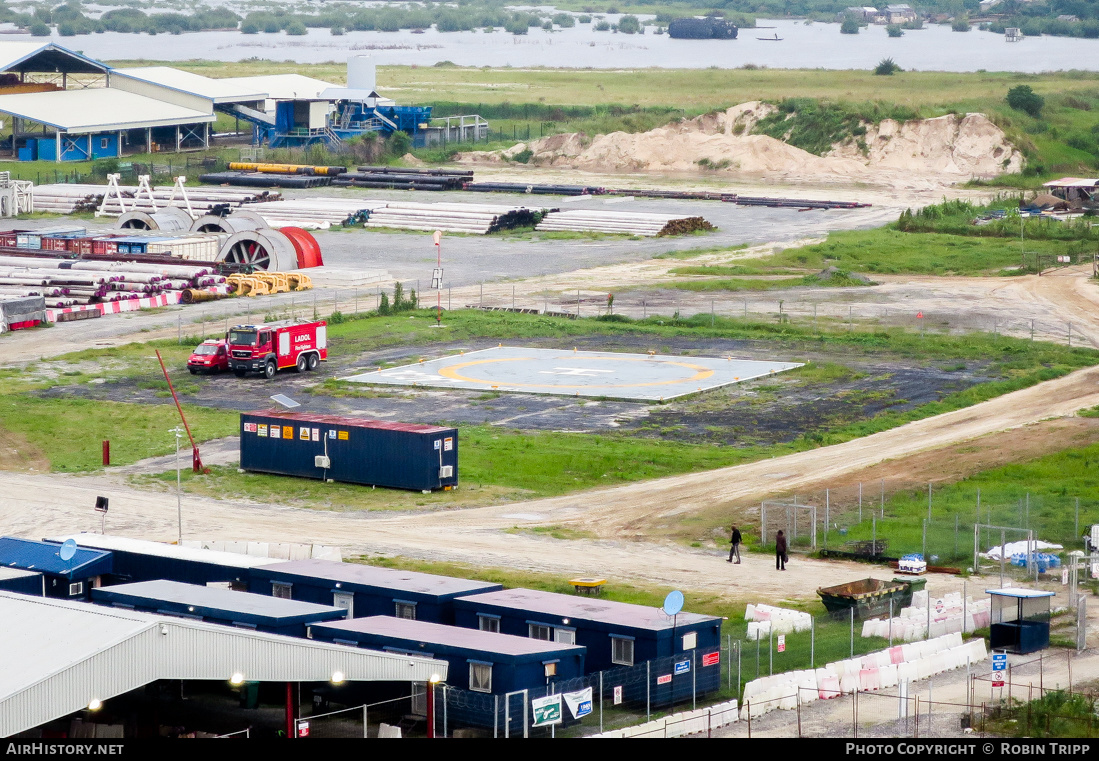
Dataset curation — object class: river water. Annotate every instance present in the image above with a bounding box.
[40,18,1099,71]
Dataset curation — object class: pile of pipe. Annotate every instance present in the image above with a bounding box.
[242,197,385,229]
[741,633,987,718]
[0,255,224,308]
[200,163,345,189]
[465,181,604,196]
[536,209,715,236]
[744,604,812,639]
[33,183,278,216]
[861,590,992,641]
[333,166,472,191]
[363,201,545,234]
[729,195,873,210]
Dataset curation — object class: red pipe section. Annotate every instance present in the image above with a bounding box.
[102,440,110,466]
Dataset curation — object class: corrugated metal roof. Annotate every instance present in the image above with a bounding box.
[111,66,267,104]
[259,559,502,597]
[246,410,454,434]
[0,87,215,133]
[1042,177,1099,188]
[215,74,338,101]
[0,41,107,75]
[456,588,721,631]
[0,536,111,579]
[93,580,345,622]
[0,592,447,737]
[0,566,40,581]
[53,533,282,570]
[315,615,586,657]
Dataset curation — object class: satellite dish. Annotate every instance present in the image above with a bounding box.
[58,538,78,562]
[662,590,684,617]
[270,394,301,410]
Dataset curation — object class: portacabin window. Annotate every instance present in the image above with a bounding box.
[395,601,417,620]
[528,623,552,641]
[469,661,492,693]
[271,582,292,600]
[611,636,634,666]
[478,614,500,633]
[554,627,576,646]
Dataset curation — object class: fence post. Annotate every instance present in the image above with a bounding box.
[692,650,697,710]
[599,671,603,734]
[810,616,815,668]
[853,689,858,738]
[797,692,802,737]
[494,695,499,739]
[769,626,773,675]
[850,607,854,657]
[746,701,751,738]
[363,705,368,738]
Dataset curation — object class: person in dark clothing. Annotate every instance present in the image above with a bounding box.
[727,525,742,563]
[775,530,787,571]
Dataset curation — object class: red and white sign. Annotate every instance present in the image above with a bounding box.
[613,686,622,705]
[992,679,1004,688]
[244,423,257,433]
[702,652,720,667]
[916,311,923,319]
[777,635,786,653]
[656,674,672,685]
[298,721,310,737]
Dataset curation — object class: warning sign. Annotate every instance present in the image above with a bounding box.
[777,635,785,653]
[299,427,310,441]
[613,686,622,705]
[270,426,281,439]
[702,652,720,667]
[244,422,257,433]
[993,679,1005,688]
[258,424,267,437]
[656,675,672,685]
[311,428,320,442]
[338,430,349,440]
[282,426,293,439]
[444,437,454,451]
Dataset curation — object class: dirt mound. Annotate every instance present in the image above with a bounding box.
[457,103,1022,190]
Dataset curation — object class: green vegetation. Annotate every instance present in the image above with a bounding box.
[874,58,902,76]
[984,691,1099,738]
[837,439,1099,562]
[1008,84,1046,118]
[753,99,917,156]
[840,18,859,34]
[653,269,872,292]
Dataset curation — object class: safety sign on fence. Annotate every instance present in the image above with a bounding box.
[564,687,593,718]
[613,686,623,705]
[531,694,562,727]
[777,635,786,653]
[674,659,691,675]
[992,653,1007,671]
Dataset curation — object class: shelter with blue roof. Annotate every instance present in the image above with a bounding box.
[0,536,111,599]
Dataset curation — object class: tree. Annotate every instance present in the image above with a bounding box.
[29,21,50,35]
[874,57,902,75]
[840,17,859,34]
[886,24,904,37]
[1007,85,1044,117]
[617,14,640,34]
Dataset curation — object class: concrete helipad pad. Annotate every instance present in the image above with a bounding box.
[341,347,803,401]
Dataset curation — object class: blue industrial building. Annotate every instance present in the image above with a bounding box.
[250,558,502,624]
[0,536,111,600]
[0,566,42,596]
[311,615,585,694]
[453,588,724,704]
[91,579,348,637]
[59,533,282,589]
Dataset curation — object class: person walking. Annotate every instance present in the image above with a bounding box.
[727,525,742,563]
[775,530,787,571]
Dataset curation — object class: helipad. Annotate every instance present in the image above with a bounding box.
[341,347,803,401]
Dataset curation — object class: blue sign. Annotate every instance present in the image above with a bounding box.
[575,700,592,718]
[992,653,1007,671]
[674,660,691,675]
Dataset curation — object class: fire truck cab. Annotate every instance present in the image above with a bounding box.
[227,320,327,379]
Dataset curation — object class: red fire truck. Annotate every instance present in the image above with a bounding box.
[226,320,327,379]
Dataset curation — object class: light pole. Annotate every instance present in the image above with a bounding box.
[170,426,184,544]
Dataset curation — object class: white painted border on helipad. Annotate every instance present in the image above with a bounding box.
[341,347,803,401]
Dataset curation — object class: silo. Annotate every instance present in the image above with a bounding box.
[347,55,376,92]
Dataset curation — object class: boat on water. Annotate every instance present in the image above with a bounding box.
[757,33,783,40]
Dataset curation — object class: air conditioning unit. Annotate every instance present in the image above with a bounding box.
[439,465,453,478]
[315,455,331,469]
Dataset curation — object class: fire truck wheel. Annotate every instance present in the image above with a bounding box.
[297,355,308,373]
[263,361,277,379]
[307,353,319,371]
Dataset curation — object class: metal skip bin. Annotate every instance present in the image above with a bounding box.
[239,411,458,492]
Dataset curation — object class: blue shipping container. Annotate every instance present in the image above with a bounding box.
[239,411,458,492]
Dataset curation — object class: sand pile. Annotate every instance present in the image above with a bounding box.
[458,102,1022,189]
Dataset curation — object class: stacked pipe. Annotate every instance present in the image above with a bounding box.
[199,172,333,189]
[465,182,605,196]
[535,210,715,237]
[0,252,227,307]
[239,198,385,229]
[227,163,346,176]
[334,167,472,191]
[730,195,872,210]
[33,183,279,216]
[363,201,545,235]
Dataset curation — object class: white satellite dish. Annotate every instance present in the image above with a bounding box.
[662,590,684,617]
[270,394,301,410]
[58,538,78,562]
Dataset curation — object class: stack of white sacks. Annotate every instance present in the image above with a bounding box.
[740,632,987,719]
[590,700,740,738]
[744,603,813,641]
[860,590,992,641]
